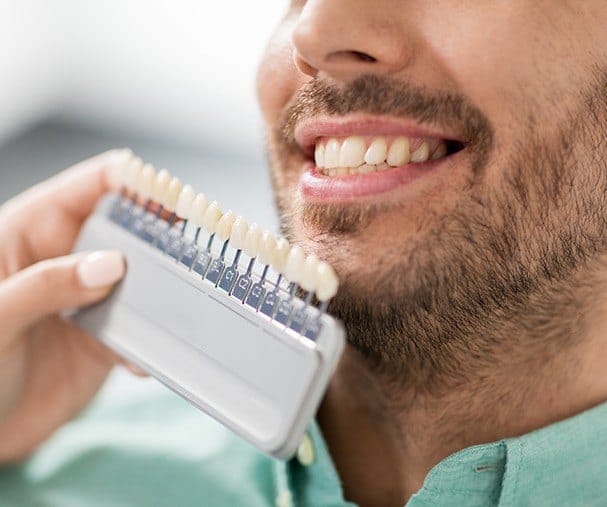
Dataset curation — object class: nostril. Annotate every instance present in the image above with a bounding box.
[326,49,377,64]
[350,50,376,63]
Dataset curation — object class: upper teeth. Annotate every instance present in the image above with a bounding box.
[314,135,445,175]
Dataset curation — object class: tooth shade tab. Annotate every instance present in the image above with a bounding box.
[164,177,183,212]
[176,185,195,218]
[202,201,222,234]
[190,193,208,227]
[300,254,319,293]
[230,216,248,249]
[315,262,338,302]
[115,153,344,318]
[273,237,291,273]
[216,210,236,242]
[125,157,144,191]
[258,231,277,266]
[243,223,262,258]
[153,169,171,203]
[138,164,156,200]
[285,245,305,284]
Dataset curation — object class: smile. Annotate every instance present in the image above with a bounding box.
[314,135,446,176]
[294,116,465,201]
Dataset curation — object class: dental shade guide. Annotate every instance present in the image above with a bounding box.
[71,154,344,459]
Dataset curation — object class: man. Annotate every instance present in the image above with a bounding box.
[1,1,607,506]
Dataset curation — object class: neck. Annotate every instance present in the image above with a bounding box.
[319,261,607,507]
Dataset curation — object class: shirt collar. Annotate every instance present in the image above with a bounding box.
[280,401,607,506]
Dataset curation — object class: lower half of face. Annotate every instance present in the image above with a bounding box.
[260,5,607,386]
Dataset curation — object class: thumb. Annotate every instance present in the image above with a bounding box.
[0,251,125,339]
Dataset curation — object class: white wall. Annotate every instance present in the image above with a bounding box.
[0,0,286,156]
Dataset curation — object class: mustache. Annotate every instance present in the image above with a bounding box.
[278,74,494,168]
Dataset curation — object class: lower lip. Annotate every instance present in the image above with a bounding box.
[299,158,447,201]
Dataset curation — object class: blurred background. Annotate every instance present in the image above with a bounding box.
[0,0,285,229]
[0,1,288,403]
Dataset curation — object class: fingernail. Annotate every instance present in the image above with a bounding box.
[77,250,126,288]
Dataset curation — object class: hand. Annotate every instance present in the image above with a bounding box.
[0,150,132,464]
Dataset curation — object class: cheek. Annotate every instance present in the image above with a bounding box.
[257,19,308,126]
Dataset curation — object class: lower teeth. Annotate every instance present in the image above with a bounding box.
[319,163,391,176]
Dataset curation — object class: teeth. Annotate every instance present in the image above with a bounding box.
[285,245,305,284]
[164,177,183,212]
[300,254,319,293]
[258,231,277,266]
[324,138,340,168]
[202,201,222,234]
[215,210,235,242]
[125,157,143,191]
[315,261,339,302]
[411,140,430,162]
[118,153,343,304]
[229,216,248,250]
[243,223,262,258]
[314,143,325,168]
[176,184,195,218]
[364,137,387,165]
[153,169,171,203]
[273,237,291,273]
[315,134,450,176]
[386,136,410,166]
[339,136,366,167]
[189,193,208,227]
[432,142,447,160]
[137,163,156,200]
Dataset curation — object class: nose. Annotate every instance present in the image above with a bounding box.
[292,0,413,81]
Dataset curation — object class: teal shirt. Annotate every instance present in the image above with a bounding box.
[2,372,607,507]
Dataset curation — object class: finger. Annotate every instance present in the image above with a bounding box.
[123,362,150,378]
[3,148,130,221]
[0,316,119,461]
[1,149,132,261]
[0,250,125,340]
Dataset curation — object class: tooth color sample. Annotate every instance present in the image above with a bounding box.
[138,164,156,200]
[230,216,248,250]
[300,254,319,292]
[153,169,171,202]
[202,201,222,234]
[258,231,277,266]
[243,223,262,258]
[216,210,236,242]
[272,238,291,273]
[165,177,183,212]
[316,262,339,301]
[176,185,195,218]
[285,245,305,284]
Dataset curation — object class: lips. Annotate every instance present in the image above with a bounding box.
[293,115,465,201]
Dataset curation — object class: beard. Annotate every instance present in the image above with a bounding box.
[269,73,607,393]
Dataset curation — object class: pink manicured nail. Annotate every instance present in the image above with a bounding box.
[77,250,126,288]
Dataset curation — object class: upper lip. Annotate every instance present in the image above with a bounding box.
[294,114,466,157]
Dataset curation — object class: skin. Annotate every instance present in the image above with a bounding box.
[0,150,136,463]
[258,0,607,505]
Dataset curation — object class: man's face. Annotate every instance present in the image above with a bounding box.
[257,1,607,381]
